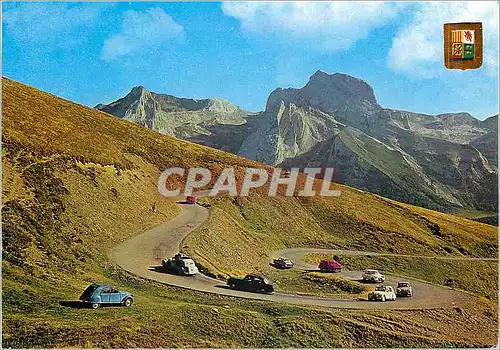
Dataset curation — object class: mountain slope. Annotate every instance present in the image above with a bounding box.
[237,102,343,164]
[3,77,497,347]
[471,115,498,166]
[251,71,497,211]
[96,86,253,140]
[97,71,497,212]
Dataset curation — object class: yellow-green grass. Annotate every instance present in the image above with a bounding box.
[305,253,498,300]
[451,209,497,219]
[183,192,497,280]
[2,77,498,347]
[267,269,372,299]
[5,268,496,348]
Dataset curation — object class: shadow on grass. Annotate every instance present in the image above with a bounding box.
[59,301,91,309]
[59,301,127,309]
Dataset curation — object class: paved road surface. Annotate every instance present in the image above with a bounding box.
[112,200,492,309]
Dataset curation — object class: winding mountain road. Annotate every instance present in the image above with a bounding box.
[112,200,492,309]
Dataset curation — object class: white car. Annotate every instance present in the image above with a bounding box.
[273,257,294,269]
[368,285,397,302]
[162,253,199,275]
[362,269,385,283]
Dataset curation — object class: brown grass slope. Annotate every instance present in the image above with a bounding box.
[184,188,497,279]
[2,77,498,347]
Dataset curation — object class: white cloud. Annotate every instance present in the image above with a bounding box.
[101,8,184,61]
[2,3,104,45]
[222,1,403,51]
[388,2,499,77]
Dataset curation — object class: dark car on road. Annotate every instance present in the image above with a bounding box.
[227,274,275,293]
[396,281,413,297]
[80,283,134,309]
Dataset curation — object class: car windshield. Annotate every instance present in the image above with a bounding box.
[375,286,386,291]
[398,282,409,287]
[365,270,377,274]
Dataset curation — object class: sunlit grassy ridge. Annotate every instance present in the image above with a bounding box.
[267,269,372,299]
[184,190,497,279]
[2,77,498,347]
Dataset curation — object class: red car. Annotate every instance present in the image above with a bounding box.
[319,259,342,273]
[186,196,197,204]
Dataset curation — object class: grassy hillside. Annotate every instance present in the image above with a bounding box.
[338,127,453,209]
[2,77,498,347]
[184,189,497,279]
[451,208,498,226]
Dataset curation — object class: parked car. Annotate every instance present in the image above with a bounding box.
[79,283,134,309]
[396,281,413,297]
[362,269,385,283]
[445,278,457,287]
[186,196,197,204]
[273,257,294,269]
[162,253,199,275]
[319,259,342,272]
[368,285,396,302]
[227,274,275,293]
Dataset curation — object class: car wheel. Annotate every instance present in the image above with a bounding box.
[123,298,133,307]
[91,303,100,309]
[381,295,386,302]
[229,283,235,289]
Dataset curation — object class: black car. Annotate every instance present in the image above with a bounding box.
[227,274,275,293]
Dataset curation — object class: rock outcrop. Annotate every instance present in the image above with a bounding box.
[96,71,497,212]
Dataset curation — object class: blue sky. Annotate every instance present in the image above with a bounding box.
[2,2,499,119]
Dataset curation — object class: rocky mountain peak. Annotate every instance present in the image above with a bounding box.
[482,115,498,130]
[128,85,150,99]
[435,112,478,125]
[266,70,379,113]
[305,70,378,104]
[205,97,241,114]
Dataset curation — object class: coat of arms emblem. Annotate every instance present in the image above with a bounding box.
[444,22,482,70]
